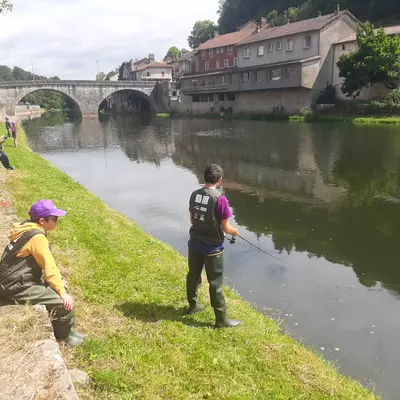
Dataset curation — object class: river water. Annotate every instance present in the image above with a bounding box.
[24,113,400,399]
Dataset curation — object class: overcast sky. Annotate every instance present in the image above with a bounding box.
[0,0,218,79]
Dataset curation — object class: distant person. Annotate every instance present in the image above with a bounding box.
[0,135,14,170]
[11,122,17,147]
[5,117,11,138]
[187,164,241,328]
[0,200,85,346]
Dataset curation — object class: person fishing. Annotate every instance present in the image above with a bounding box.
[0,134,14,170]
[11,122,17,147]
[0,200,85,346]
[5,117,11,138]
[187,164,241,328]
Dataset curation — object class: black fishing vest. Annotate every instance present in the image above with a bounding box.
[0,229,45,297]
[189,187,224,246]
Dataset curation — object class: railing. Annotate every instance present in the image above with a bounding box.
[0,80,157,87]
[182,84,229,94]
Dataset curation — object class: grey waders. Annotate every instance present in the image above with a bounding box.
[187,249,241,328]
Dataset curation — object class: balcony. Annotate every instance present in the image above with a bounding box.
[182,83,229,94]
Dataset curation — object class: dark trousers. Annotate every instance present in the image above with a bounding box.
[187,248,227,322]
[0,149,13,170]
[2,285,74,341]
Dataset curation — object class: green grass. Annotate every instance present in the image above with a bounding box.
[156,113,170,118]
[0,124,379,399]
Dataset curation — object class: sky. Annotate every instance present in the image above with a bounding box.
[0,0,218,79]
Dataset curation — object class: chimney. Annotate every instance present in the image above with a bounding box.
[335,4,340,15]
[261,17,267,29]
[214,31,219,37]
[149,53,155,62]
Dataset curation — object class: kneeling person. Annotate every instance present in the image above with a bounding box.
[0,200,84,346]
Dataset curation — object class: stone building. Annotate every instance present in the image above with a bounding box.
[178,10,360,115]
[119,54,155,81]
[134,62,173,82]
[333,25,400,100]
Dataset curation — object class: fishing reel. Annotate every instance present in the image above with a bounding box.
[229,236,237,244]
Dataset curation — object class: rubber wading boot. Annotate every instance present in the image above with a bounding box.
[185,303,205,315]
[215,309,241,329]
[52,311,85,346]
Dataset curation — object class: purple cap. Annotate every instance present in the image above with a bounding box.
[29,200,67,220]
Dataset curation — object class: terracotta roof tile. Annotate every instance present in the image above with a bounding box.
[239,11,354,46]
[336,24,400,44]
[198,28,256,50]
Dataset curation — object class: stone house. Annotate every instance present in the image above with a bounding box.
[177,10,359,115]
[134,62,173,82]
[333,25,400,100]
[119,54,155,81]
[169,50,195,81]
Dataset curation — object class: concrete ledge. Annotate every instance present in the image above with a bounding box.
[0,305,79,400]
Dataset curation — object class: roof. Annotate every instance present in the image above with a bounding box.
[336,24,400,44]
[176,50,195,62]
[198,25,257,50]
[136,62,173,71]
[239,11,356,46]
[134,57,149,65]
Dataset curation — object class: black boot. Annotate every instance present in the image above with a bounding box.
[214,308,241,329]
[185,303,205,315]
[52,310,85,346]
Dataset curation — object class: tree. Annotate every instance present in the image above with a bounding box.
[164,46,181,60]
[188,20,218,49]
[0,0,13,14]
[338,22,400,98]
[96,72,106,81]
[105,70,117,80]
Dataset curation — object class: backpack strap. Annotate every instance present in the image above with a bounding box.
[1,229,45,262]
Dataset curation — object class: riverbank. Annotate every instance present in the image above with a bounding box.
[165,111,400,125]
[0,124,379,399]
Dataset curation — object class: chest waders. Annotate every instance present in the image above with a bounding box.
[0,229,85,346]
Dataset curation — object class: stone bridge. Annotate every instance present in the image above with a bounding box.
[0,80,169,117]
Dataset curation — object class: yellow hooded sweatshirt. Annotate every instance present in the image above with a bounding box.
[8,222,66,296]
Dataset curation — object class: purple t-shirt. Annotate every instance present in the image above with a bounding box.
[215,195,232,221]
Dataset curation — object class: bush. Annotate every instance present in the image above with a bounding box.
[317,83,338,104]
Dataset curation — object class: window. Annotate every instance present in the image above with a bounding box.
[216,60,220,69]
[209,49,214,57]
[227,46,234,54]
[200,95,209,102]
[192,80,198,87]
[216,47,220,54]
[193,95,200,102]
[243,71,252,82]
[201,51,206,59]
[234,58,238,66]
[256,70,265,81]
[258,45,264,56]
[218,94,225,101]
[286,40,294,51]
[227,93,235,101]
[200,79,206,86]
[244,48,251,58]
[220,47,225,53]
[205,61,209,71]
[276,42,282,51]
[146,71,150,77]
[161,71,165,77]
[342,44,347,51]
[304,35,312,48]
[221,75,226,84]
[224,59,229,68]
[271,68,281,80]
[286,67,298,79]
[267,43,273,52]
[209,76,216,85]
[228,74,233,84]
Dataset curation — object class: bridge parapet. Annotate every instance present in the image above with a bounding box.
[0,80,156,87]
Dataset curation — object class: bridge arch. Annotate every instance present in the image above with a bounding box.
[16,88,83,116]
[98,89,157,114]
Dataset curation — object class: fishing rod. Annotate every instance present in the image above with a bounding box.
[228,235,288,264]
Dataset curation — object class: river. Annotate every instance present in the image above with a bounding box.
[24,113,400,399]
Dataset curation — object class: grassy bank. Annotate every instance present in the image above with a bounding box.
[170,111,400,125]
[1,124,378,399]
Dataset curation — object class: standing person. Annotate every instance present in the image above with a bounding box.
[187,164,241,328]
[11,122,17,147]
[5,117,11,138]
[0,135,14,170]
[0,200,85,346]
